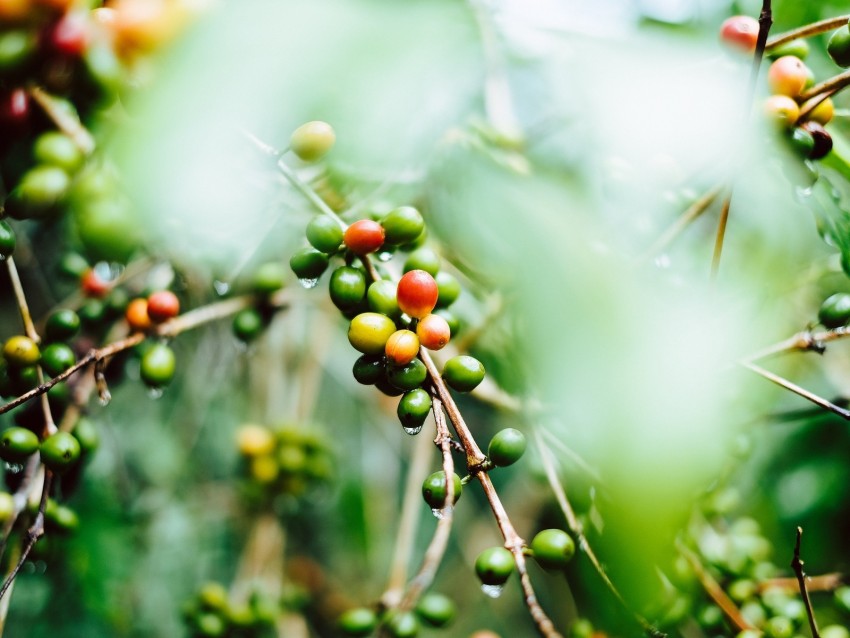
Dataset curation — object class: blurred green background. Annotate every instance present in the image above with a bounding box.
[5,0,850,636]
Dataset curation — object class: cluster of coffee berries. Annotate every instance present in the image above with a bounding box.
[338,591,456,637]
[181,581,277,638]
[235,423,333,504]
[474,528,575,597]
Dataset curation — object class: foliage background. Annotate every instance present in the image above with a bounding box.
[5,0,850,635]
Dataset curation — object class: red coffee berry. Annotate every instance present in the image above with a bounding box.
[397,270,438,319]
[719,15,759,53]
[343,219,385,255]
[80,268,110,298]
[767,56,808,97]
[146,290,180,323]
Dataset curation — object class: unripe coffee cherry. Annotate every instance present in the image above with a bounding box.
[290,121,335,161]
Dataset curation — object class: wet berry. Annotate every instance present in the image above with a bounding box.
[475,547,514,586]
[232,308,264,342]
[530,529,576,570]
[386,358,427,391]
[0,426,40,463]
[289,247,329,280]
[488,428,527,467]
[416,313,450,350]
[39,431,81,473]
[381,206,425,245]
[352,354,385,385]
[819,293,850,328]
[398,388,432,430]
[329,266,367,311]
[140,342,176,388]
[306,215,344,254]
[421,470,462,509]
[442,355,485,392]
[385,329,419,366]
[147,290,180,322]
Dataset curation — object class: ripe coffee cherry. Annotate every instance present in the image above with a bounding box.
[330,266,367,311]
[421,470,462,509]
[289,247,329,280]
[40,431,81,473]
[808,97,835,125]
[385,330,419,366]
[828,27,850,68]
[764,95,799,127]
[475,547,514,586]
[46,11,91,56]
[719,15,759,53]
[125,298,152,332]
[34,132,84,174]
[442,355,485,392]
[140,343,176,388]
[352,354,385,385]
[343,219,385,255]
[367,280,400,317]
[290,121,335,161]
[0,220,16,258]
[44,309,81,342]
[819,293,850,328]
[397,270,438,318]
[337,607,377,636]
[147,290,180,322]
[232,308,264,342]
[0,88,29,133]
[530,529,576,570]
[435,271,460,307]
[81,267,111,298]
[306,216,343,254]
[403,247,440,276]
[41,343,76,376]
[386,358,427,391]
[416,314,450,350]
[488,428,527,467]
[381,206,425,245]
[767,56,808,97]
[0,426,40,462]
[398,388,432,429]
[3,335,40,367]
[801,121,833,159]
[416,592,456,628]
[348,312,396,354]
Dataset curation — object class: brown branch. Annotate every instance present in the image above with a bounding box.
[0,470,52,602]
[712,1,773,279]
[6,257,38,342]
[0,293,283,416]
[28,86,95,155]
[534,430,663,637]
[381,429,433,610]
[676,541,754,633]
[742,361,850,420]
[395,396,456,613]
[766,15,850,51]
[800,70,850,103]
[792,527,821,638]
[759,572,843,593]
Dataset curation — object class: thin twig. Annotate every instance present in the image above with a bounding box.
[0,471,53,602]
[800,70,850,103]
[639,185,723,263]
[28,86,95,155]
[6,257,38,342]
[711,1,773,279]
[766,15,850,51]
[274,157,347,230]
[792,527,821,638]
[534,430,663,637]
[381,430,433,609]
[676,541,754,633]
[396,396,456,612]
[759,572,843,593]
[742,361,850,420]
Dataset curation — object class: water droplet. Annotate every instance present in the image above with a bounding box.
[98,391,111,407]
[0,255,6,262]
[480,584,503,598]
[794,185,813,202]
[213,280,231,296]
[431,504,453,519]
[403,425,423,436]
[654,254,671,269]
[377,250,394,262]
[4,462,23,474]
[298,277,319,289]
[147,387,164,400]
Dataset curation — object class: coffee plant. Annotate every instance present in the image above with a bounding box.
[3,0,850,637]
